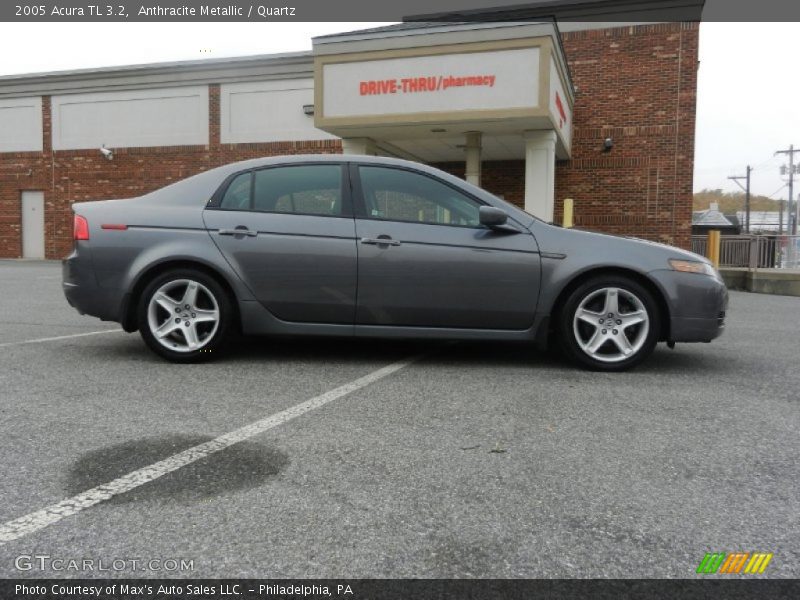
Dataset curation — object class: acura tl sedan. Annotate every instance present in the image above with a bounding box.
[62,155,727,371]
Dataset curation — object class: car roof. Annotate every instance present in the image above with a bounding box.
[212,153,426,175]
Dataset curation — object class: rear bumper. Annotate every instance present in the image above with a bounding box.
[62,247,125,322]
[649,269,728,343]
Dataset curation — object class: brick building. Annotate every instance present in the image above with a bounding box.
[0,5,700,259]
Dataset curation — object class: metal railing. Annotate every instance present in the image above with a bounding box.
[691,235,800,269]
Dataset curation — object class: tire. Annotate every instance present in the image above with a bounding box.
[557,275,661,371]
[137,269,233,362]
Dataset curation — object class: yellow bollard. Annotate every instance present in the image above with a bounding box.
[563,198,574,228]
[707,229,720,268]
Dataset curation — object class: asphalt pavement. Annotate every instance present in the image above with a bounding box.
[0,260,798,578]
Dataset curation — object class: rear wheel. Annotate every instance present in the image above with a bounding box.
[137,269,232,362]
[558,275,660,371]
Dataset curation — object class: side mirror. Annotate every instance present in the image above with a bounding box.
[479,206,508,228]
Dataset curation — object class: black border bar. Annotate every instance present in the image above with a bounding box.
[3,579,800,600]
[2,0,800,22]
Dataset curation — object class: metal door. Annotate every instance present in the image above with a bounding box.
[21,191,45,259]
[203,163,358,324]
[204,210,358,324]
[354,219,541,329]
[351,165,541,330]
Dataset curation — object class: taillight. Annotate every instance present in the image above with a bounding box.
[74,215,89,241]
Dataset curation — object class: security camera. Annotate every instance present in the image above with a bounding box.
[603,138,614,152]
[100,145,114,160]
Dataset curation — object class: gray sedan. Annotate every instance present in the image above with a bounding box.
[62,155,727,370]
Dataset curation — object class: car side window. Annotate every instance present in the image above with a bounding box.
[252,165,343,216]
[358,166,481,227]
[219,172,252,210]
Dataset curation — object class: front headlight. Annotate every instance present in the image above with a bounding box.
[669,259,718,278]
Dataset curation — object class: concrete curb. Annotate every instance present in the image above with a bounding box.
[720,268,800,297]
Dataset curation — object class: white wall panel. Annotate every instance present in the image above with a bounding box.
[52,86,208,150]
[0,97,43,152]
[221,79,336,144]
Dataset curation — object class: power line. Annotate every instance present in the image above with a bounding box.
[752,154,781,172]
[767,183,788,199]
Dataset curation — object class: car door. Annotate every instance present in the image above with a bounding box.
[203,163,357,324]
[352,164,541,330]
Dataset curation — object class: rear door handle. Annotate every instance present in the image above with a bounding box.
[361,237,401,246]
[218,228,257,237]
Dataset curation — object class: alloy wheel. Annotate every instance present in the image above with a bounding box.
[146,279,220,353]
[572,286,650,364]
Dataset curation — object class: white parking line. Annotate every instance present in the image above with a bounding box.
[0,355,420,544]
[0,329,123,348]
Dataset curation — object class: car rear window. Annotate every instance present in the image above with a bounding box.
[253,165,343,216]
[219,172,252,210]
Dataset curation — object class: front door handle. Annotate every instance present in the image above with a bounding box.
[218,227,257,237]
[361,237,401,246]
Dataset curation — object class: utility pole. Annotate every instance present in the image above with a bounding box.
[776,144,798,235]
[728,165,752,233]
[779,200,784,235]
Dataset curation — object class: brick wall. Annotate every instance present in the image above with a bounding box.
[555,22,699,248]
[434,160,526,208]
[0,22,698,258]
[0,94,51,258]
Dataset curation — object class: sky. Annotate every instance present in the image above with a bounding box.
[0,21,798,201]
[695,23,800,200]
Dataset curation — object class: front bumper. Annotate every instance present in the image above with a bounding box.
[648,269,728,343]
[669,312,727,343]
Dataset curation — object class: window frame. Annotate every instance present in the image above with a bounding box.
[349,163,489,230]
[206,162,353,219]
[216,171,253,211]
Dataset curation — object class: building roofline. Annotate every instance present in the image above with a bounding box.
[0,50,313,83]
[0,51,314,98]
[312,20,554,44]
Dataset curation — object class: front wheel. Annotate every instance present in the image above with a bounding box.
[558,276,661,371]
[137,269,233,362]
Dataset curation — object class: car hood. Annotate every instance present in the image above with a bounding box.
[621,234,709,263]
[530,222,710,272]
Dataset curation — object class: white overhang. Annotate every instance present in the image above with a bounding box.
[312,21,575,161]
